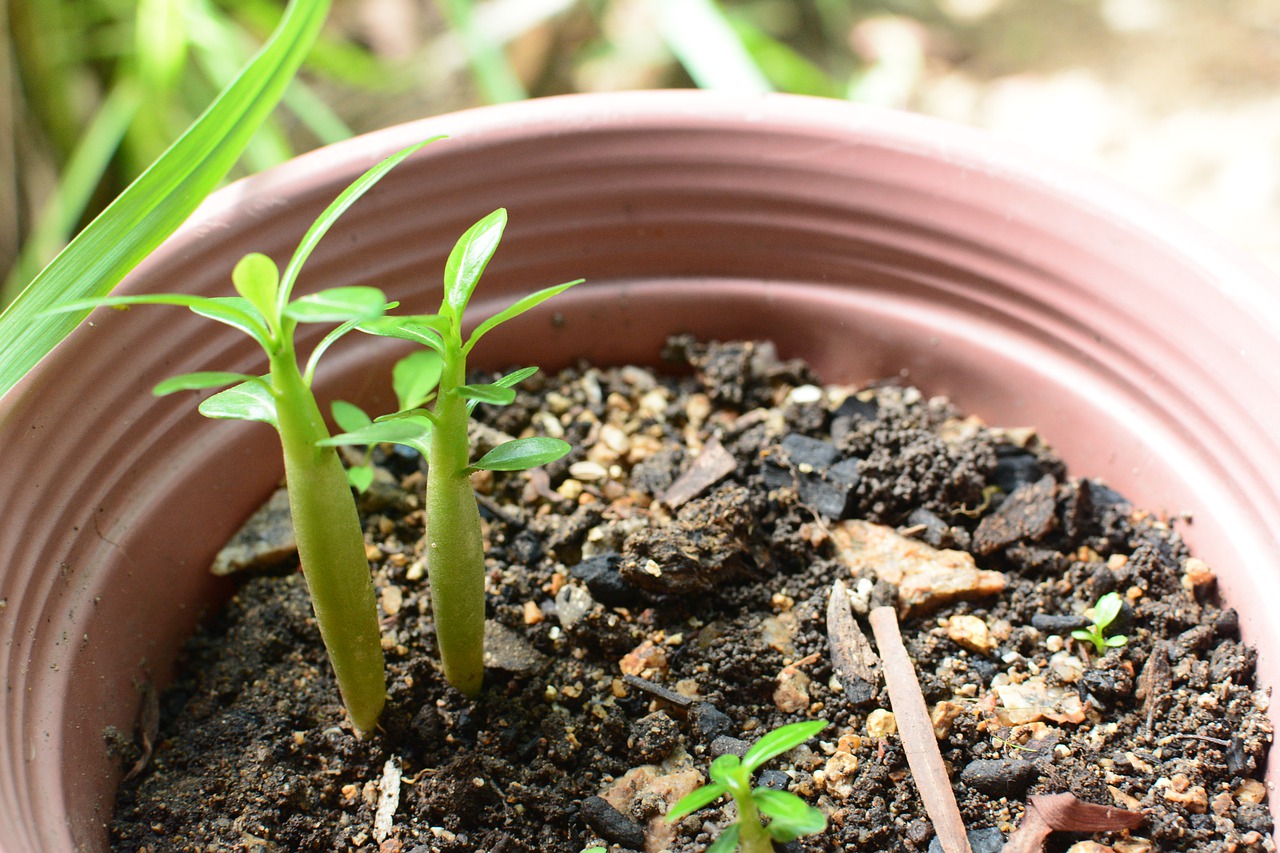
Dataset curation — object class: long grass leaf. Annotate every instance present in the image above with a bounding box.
[0,0,332,402]
[1,78,143,302]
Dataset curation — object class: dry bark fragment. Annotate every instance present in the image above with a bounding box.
[826,579,881,705]
[869,606,973,853]
[659,436,737,508]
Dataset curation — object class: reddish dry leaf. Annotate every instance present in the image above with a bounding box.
[1003,792,1145,852]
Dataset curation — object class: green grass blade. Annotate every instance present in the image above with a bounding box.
[0,0,333,402]
[439,0,527,103]
[1,78,143,303]
[654,0,772,94]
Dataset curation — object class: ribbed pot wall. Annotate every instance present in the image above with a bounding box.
[1,92,1277,851]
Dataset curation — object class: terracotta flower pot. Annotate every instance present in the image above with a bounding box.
[2,91,1278,851]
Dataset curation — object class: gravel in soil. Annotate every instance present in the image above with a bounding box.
[109,338,1274,853]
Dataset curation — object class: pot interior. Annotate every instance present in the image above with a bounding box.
[2,91,1278,852]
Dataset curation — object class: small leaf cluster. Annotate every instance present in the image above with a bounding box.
[668,720,828,853]
[1072,591,1129,655]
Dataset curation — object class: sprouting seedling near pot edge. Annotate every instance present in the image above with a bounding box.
[1071,591,1129,655]
[322,208,582,697]
[667,720,829,853]
[45,138,442,734]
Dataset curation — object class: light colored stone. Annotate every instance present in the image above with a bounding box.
[829,519,1006,615]
[947,614,997,654]
[866,708,897,738]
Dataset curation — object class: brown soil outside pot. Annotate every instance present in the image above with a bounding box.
[1,91,1278,852]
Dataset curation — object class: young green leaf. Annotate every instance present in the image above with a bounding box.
[331,399,373,434]
[284,286,389,323]
[465,366,538,415]
[442,209,506,323]
[667,782,729,821]
[393,350,442,410]
[197,377,278,426]
[189,296,272,346]
[1094,591,1123,629]
[708,753,744,787]
[346,465,375,493]
[358,315,448,353]
[275,136,442,310]
[153,371,256,396]
[706,826,740,853]
[457,383,517,406]
[742,720,828,773]
[464,279,583,355]
[754,789,827,840]
[231,252,281,325]
[468,436,570,473]
[319,415,433,457]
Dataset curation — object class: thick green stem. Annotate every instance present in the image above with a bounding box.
[273,353,386,733]
[424,342,487,696]
[730,781,773,853]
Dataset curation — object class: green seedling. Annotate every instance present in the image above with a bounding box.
[330,349,444,493]
[47,138,440,734]
[667,720,828,853]
[1072,591,1129,655]
[322,208,581,697]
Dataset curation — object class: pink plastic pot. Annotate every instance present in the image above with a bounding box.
[2,91,1277,851]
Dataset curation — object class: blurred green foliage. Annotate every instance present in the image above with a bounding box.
[5,0,945,301]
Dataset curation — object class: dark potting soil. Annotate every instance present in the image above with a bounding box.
[109,339,1274,853]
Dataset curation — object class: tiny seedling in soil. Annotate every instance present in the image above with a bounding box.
[322,208,582,696]
[47,138,440,734]
[1071,591,1129,656]
[667,720,829,853]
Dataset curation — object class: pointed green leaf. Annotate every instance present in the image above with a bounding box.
[1093,591,1124,629]
[393,349,442,410]
[331,399,373,433]
[284,286,388,323]
[464,279,583,355]
[666,782,728,822]
[1106,635,1129,648]
[468,436,570,473]
[347,465,375,493]
[190,296,272,346]
[231,253,281,324]
[43,292,272,348]
[358,315,448,353]
[457,383,516,406]
[153,371,256,396]
[198,377,279,427]
[705,825,739,853]
[466,366,538,415]
[707,753,744,788]
[0,0,332,400]
[276,137,441,309]
[442,209,506,322]
[742,720,828,773]
[319,415,433,457]
[754,789,826,839]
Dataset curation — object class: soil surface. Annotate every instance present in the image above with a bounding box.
[109,339,1274,853]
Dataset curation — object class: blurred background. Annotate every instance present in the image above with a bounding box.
[3,0,1279,304]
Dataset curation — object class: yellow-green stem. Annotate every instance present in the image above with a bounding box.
[273,352,386,732]
[425,341,487,696]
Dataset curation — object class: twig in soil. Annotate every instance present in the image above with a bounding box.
[868,606,973,853]
[826,580,882,705]
[1001,792,1144,853]
[622,674,694,710]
